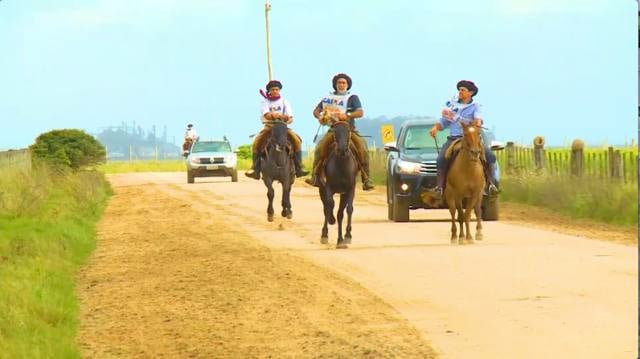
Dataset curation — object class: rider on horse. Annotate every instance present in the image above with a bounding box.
[428,80,499,199]
[245,80,309,180]
[304,73,375,191]
[182,123,198,154]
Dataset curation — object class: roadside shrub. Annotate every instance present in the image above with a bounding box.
[236,144,252,160]
[30,129,106,171]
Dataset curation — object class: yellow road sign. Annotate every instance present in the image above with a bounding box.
[380,124,395,144]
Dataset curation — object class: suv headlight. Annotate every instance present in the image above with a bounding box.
[190,157,200,165]
[396,159,421,174]
[226,155,237,167]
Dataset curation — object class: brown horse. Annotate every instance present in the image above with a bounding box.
[445,122,485,244]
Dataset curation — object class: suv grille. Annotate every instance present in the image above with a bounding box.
[199,157,225,164]
[420,160,437,175]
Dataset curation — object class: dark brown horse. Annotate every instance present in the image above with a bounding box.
[319,120,359,249]
[260,121,295,222]
[445,122,485,244]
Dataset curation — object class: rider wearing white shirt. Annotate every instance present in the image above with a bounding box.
[184,124,198,141]
[245,80,309,180]
[305,73,374,191]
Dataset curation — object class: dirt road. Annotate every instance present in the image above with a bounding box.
[79,172,637,358]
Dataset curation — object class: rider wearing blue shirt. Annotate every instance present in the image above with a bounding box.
[429,80,499,198]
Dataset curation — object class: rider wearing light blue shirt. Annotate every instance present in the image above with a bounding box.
[429,80,498,198]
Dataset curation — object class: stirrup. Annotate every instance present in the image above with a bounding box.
[488,183,499,195]
[295,168,310,177]
[362,179,375,191]
[431,186,443,198]
[245,169,260,180]
[304,176,319,187]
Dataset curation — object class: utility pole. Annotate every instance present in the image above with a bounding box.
[264,0,273,81]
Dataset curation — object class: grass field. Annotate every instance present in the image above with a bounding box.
[0,156,111,358]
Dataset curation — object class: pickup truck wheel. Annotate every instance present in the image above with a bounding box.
[187,171,195,184]
[481,194,499,221]
[392,186,410,222]
[387,180,394,220]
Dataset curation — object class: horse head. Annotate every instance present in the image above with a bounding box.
[331,120,351,157]
[461,122,482,162]
[268,121,290,167]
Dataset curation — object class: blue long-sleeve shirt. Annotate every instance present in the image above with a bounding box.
[438,96,483,137]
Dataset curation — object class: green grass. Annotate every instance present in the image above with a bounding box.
[499,172,637,226]
[0,163,111,358]
[99,159,251,174]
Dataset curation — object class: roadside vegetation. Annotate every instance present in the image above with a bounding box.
[0,131,111,358]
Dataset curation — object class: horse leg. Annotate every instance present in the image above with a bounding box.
[336,193,349,249]
[344,188,355,244]
[322,188,336,225]
[463,200,475,245]
[474,195,483,241]
[456,200,465,245]
[265,179,275,222]
[447,198,457,244]
[281,179,292,219]
[319,189,329,244]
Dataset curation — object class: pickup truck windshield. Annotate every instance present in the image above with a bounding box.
[192,142,231,153]
[402,125,449,150]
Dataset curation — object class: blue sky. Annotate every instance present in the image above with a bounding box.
[0,0,636,150]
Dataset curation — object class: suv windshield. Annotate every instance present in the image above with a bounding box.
[402,125,449,151]
[192,141,231,153]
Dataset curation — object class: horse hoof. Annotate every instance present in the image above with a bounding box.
[267,215,274,222]
[336,243,348,249]
[450,238,457,244]
[344,235,352,244]
[328,216,336,225]
[286,212,293,219]
[320,236,328,244]
[475,234,483,241]
[466,239,474,245]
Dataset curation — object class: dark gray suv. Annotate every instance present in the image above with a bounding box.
[384,119,502,222]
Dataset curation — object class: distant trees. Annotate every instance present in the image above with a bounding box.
[30,129,106,170]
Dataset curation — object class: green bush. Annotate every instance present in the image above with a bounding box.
[236,144,252,160]
[30,130,106,171]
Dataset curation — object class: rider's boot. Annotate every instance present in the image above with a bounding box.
[484,162,500,195]
[304,150,321,187]
[294,151,309,178]
[244,152,261,180]
[432,171,445,199]
[361,155,375,191]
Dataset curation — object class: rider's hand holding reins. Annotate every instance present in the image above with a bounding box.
[429,123,442,138]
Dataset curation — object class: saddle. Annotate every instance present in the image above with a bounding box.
[315,134,363,183]
[443,137,486,166]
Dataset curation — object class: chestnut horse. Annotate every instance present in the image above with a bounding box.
[445,122,485,244]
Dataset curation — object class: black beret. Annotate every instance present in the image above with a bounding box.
[457,80,478,97]
[266,80,282,91]
[332,73,352,91]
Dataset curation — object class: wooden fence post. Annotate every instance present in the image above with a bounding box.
[533,136,545,171]
[611,150,622,180]
[570,139,584,177]
[506,141,515,174]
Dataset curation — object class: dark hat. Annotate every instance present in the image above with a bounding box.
[332,73,352,90]
[266,80,282,91]
[457,80,478,97]
[187,124,193,128]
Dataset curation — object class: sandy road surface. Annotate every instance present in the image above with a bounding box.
[85,172,636,359]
